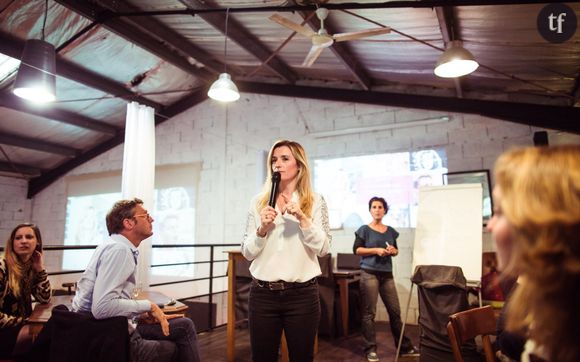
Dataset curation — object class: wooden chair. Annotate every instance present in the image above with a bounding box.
[336,253,361,270]
[447,305,496,362]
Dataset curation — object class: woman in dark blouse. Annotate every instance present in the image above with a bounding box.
[354,197,417,362]
[0,223,51,358]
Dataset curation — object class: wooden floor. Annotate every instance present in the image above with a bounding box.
[197,321,421,362]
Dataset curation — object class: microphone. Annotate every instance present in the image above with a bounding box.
[268,171,281,208]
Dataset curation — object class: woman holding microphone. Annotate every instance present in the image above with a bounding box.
[242,139,331,362]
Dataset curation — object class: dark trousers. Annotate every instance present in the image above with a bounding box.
[135,317,200,362]
[360,270,413,353]
[248,281,320,362]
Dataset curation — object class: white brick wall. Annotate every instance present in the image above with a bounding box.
[0,176,32,238]
[1,94,577,321]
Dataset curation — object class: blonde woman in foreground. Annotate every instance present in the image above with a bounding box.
[488,145,580,362]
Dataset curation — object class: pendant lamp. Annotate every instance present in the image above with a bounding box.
[13,39,56,103]
[208,73,240,102]
[208,8,240,102]
[434,40,479,78]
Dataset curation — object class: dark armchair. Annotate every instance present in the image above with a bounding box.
[30,305,130,362]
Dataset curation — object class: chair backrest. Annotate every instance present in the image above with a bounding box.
[412,265,470,354]
[447,305,496,362]
[30,305,130,362]
[317,253,333,280]
[336,253,361,270]
[235,258,252,279]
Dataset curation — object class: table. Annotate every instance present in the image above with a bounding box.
[226,250,247,362]
[333,268,361,336]
[138,291,188,313]
[28,295,74,339]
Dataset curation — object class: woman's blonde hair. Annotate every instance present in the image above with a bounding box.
[257,140,314,218]
[3,223,43,298]
[494,145,580,362]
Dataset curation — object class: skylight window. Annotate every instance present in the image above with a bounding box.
[0,53,20,84]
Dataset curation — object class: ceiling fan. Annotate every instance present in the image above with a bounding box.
[269,8,391,67]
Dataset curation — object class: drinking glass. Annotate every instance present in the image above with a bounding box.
[132,284,142,299]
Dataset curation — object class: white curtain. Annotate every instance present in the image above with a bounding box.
[122,102,155,287]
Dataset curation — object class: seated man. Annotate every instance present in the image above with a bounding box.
[72,198,200,362]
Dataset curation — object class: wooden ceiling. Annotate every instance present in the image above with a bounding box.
[0,0,579,197]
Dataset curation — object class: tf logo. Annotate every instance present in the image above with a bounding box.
[537,3,577,43]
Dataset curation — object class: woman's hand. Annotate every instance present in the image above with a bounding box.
[258,206,277,237]
[281,194,312,229]
[31,250,45,272]
[385,245,398,256]
[375,248,389,257]
[283,199,304,220]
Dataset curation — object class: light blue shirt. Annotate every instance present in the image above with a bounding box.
[72,234,151,319]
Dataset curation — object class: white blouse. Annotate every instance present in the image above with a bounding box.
[241,192,331,282]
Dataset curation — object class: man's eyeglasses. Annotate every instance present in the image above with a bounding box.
[133,213,153,221]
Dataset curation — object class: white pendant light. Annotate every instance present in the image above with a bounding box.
[208,73,240,102]
[434,40,479,78]
[208,8,240,103]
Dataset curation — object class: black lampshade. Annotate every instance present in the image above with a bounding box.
[13,39,56,103]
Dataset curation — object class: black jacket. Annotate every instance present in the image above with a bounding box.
[29,305,129,362]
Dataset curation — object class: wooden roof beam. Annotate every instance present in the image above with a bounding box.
[0,161,41,177]
[0,92,118,135]
[96,0,225,75]
[27,88,209,198]
[0,132,79,157]
[238,81,580,135]
[56,0,215,83]
[0,31,162,111]
[179,0,297,84]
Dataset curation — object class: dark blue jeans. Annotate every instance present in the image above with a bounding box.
[360,270,413,353]
[135,317,200,362]
[248,281,320,362]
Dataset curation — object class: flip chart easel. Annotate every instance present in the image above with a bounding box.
[396,184,483,361]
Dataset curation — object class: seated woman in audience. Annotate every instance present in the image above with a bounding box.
[0,223,51,359]
[488,145,580,362]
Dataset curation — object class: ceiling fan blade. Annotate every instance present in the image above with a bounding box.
[302,45,325,67]
[333,27,391,42]
[269,14,315,38]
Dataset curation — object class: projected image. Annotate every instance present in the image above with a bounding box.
[63,186,196,277]
[150,187,196,279]
[153,187,195,244]
[63,192,121,270]
[314,149,447,229]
